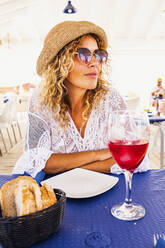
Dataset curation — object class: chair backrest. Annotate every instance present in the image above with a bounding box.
[8,93,18,121]
[0,93,18,123]
[17,95,30,112]
[125,94,140,110]
[0,94,5,114]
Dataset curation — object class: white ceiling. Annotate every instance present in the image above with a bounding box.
[0,0,165,50]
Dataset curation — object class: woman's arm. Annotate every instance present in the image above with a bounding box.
[80,157,115,173]
[45,148,112,174]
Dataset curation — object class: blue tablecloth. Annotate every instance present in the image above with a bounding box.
[1,169,165,248]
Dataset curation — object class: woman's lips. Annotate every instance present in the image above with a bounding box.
[84,73,98,78]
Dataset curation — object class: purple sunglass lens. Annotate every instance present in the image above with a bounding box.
[95,50,108,63]
[78,48,91,63]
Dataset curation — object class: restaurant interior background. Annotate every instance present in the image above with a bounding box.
[0,0,165,109]
[0,3,165,246]
[0,0,164,172]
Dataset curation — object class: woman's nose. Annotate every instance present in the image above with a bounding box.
[88,55,99,67]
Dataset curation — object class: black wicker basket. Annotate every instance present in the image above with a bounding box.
[0,189,66,248]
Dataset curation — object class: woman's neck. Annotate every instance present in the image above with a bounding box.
[66,89,86,113]
[64,79,88,114]
[69,94,85,114]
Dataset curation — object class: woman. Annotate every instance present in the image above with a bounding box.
[13,21,149,178]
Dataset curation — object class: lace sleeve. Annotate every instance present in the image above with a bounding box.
[13,112,54,177]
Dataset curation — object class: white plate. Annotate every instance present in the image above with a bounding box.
[41,168,119,198]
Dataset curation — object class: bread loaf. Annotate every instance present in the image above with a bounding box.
[40,183,57,209]
[0,176,57,218]
[0,178,19,217]
[15,185,37,216]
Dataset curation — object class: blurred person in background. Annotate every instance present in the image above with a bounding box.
[0,86,19,95]
[22,83,36,93]
[151,78,165,99]
[0,83,35,95]
[151,78,165,111]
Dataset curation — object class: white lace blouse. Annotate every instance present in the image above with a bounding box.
[13,87,149,177]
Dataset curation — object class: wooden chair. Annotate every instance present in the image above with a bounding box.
[125,93,140,110]
[0,93,22,155]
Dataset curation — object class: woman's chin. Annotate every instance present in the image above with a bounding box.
[86,79,98,89]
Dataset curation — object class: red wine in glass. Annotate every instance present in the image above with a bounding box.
[108,139,149,173]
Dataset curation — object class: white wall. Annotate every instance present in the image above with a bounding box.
[0,42,41,86]
[111,50,165,109]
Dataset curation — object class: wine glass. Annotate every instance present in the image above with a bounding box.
[108,110,150,221]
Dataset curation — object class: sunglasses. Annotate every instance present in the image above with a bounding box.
[76,48,108,64]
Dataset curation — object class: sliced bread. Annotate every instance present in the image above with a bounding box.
[1,176,42,217]
[15,185,36,216]
[0,178,20,217]
[0,176,57,218]
[40,183,57,209]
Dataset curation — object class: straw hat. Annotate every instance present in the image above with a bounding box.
[36,21,108,76]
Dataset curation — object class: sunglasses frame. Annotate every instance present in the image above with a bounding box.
[76,47,108,64]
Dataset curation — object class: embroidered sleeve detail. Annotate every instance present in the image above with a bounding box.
[13,112,53,177]
[13,148,54,177]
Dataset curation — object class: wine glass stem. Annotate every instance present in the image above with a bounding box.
[124,170,133,206]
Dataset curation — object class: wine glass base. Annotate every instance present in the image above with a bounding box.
[111,202,145,221]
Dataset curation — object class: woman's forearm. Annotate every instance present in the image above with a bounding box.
[44,149,111,174]
[80,157,115,173]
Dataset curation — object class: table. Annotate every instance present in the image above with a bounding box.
[1,169,165,248]
[149,115,165,168]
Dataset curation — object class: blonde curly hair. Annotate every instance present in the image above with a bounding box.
[39,33,111,128]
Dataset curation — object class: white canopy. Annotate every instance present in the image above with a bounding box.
[0,0,165,48]
[0,0,165,108]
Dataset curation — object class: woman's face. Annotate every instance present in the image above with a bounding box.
[66,36,101,91]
